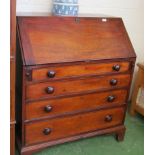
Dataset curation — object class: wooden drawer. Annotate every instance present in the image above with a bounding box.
[26,89,127,120]
[31,62,130,81]
[26,74,130,101]
[25,107,125,145]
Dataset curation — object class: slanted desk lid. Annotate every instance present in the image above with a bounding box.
[17,17,136,66]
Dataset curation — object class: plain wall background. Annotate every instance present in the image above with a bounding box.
[16,0,144,99]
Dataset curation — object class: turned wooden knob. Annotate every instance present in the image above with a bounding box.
[113,65,120,71]
[107,95,115,102]
[47,71,56,78]
[46,87,54,94]
[110,79,117,86]
[44,105,53,112]
[105,115,113,122]
[43,128,52,135]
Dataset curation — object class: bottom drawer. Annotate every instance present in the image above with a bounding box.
[25,107,125,145]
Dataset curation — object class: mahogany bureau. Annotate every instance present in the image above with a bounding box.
[16,17,136,155]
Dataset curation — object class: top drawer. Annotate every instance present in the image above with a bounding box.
[29,61,130,82]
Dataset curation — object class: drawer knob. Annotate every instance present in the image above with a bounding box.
[110,79,117,86]
[44,105,53,112]
[107,95,116,102]
[47,71,56,78]
[43,128,52,135]
[105,115,113,122]
[113,64,120,71]
[46,87,54,94]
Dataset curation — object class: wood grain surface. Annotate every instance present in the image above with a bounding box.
[26,74,131,101]
[26,89,127,120]
[25,107,125,145]
[17,17,136,66]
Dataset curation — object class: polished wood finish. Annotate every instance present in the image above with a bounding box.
[32,61,130,82]
[130,63,144,116]
[25,107,125,145]
[10,124,15,155]
[18,17,136,66]
[26,74,130,101]
[16,17,136,155]
[10,0,16,154]
[26,89,127,121]
[10,0,16,57]
[10,59,16,122]
[116,126,126,141]
[18,125,126,155]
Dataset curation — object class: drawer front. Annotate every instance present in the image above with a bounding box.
[26,74,130,101]
[25,107,125,145]
[31,62,130,81]
[26,89,127,120]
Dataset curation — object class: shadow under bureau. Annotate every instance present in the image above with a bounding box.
[16,16,136,155]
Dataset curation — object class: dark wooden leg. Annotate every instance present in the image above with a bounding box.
[116,128,126,142]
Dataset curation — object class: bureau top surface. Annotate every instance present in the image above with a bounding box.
[17,17,136,66]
